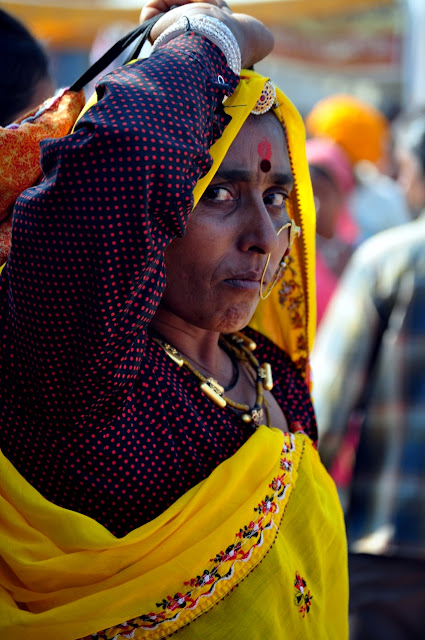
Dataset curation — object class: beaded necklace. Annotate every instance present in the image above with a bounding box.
[152,331,273,428]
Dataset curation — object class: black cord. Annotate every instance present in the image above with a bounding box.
[70,14,164,92]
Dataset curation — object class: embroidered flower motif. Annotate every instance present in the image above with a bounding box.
[280,456,292,472]
[236,519,263,540]
[294,572,313,617]
[184,569,218,588]
[269,474,288,497]
[211,542,244,564]
[254,494,277,515]
[279,279,297,300]
[157,592,196,612]
[139,612,166,623]
[278,254,308,377]
[297,334,308,351]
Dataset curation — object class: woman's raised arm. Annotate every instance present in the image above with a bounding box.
[1,23,242,430]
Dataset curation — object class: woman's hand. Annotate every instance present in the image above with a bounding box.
[140,0,274,70]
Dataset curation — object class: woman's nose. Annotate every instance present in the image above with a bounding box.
[239,193,284,255]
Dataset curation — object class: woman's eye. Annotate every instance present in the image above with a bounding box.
[264,192,287,208]
[203,186,234,202]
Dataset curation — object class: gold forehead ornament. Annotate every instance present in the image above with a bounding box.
[251,81,278,116]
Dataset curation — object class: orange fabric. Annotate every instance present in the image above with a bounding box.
[0,216,12,269]
[0,89,85,265]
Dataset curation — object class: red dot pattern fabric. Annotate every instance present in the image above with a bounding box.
[0,35,316,537]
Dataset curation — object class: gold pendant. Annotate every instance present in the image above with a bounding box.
[200,379,226,408]
[161,342,184,367]
[259,362,273,391]
[233,332,257,351]
[263,362,273,391]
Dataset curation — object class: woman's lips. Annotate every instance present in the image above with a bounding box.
[224,271,263,290]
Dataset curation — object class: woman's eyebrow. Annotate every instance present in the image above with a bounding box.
[214,168,294,188]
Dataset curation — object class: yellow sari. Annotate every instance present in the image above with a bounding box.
[0,56,347,639]
[1,428,346,640]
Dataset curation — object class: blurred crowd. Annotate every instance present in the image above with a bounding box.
[306,83,425,640]
[1,5,425,639]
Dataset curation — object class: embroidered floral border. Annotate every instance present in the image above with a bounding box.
[80,433,296,640]
[279,254,309,377]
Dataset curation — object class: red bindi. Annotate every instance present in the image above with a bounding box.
[258,137,272,173]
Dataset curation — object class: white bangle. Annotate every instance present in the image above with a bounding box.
[151,14,241,76]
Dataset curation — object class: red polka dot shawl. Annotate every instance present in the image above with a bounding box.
[0,34,316,537]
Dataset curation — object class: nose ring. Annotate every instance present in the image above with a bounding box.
[259,219,300,300]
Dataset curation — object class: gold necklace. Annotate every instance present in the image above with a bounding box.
[152,331,273,428]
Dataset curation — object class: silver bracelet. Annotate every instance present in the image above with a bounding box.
[151,14,241,76]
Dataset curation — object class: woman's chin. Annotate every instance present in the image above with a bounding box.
[213,302,258,334]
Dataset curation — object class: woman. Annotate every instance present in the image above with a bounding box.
[0,1,347,638]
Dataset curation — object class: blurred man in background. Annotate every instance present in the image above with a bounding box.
[312,108,425,639]
[306,93,410,243]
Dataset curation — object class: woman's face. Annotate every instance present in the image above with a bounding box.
[160,113,294,334]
